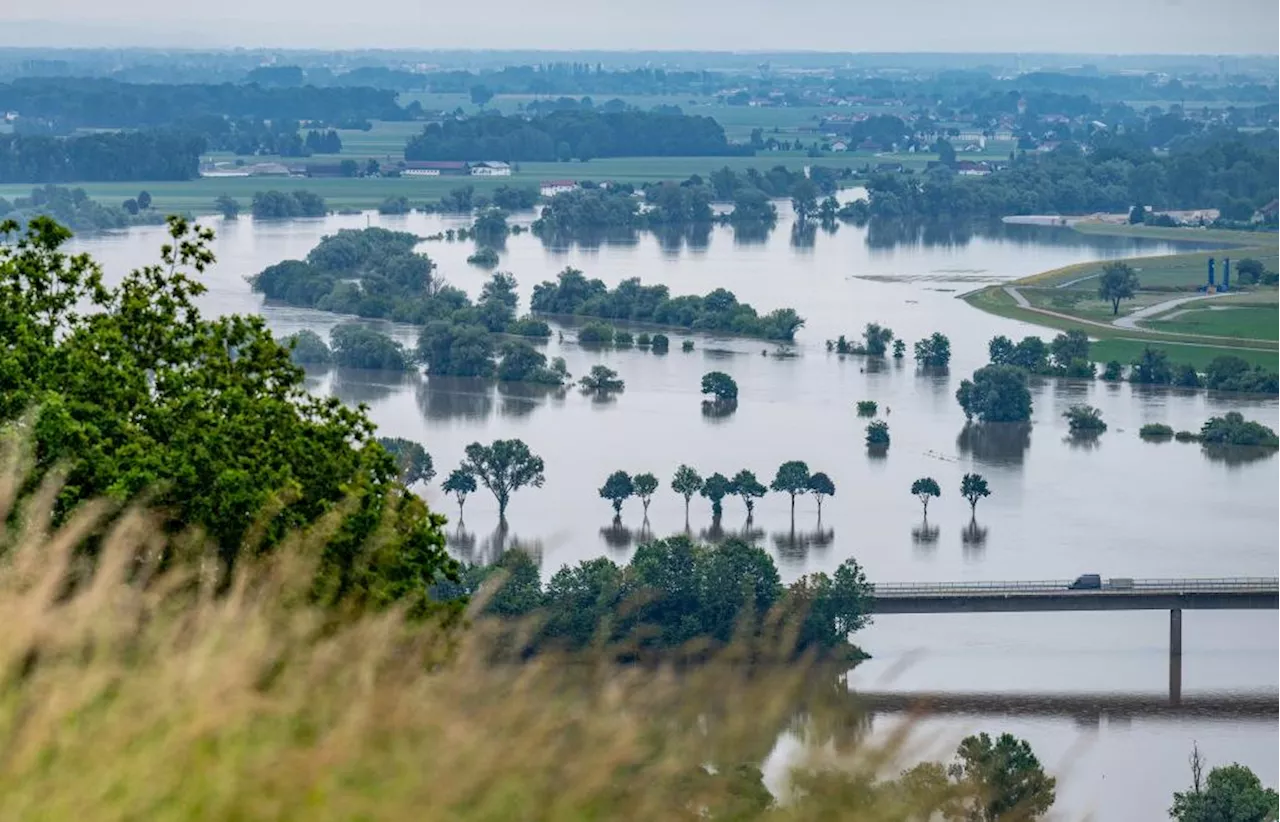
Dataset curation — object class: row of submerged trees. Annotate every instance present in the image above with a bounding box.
[827,325,953,368]
[599,461,835,522]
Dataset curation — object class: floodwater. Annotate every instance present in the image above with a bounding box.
[69,202,1278,819]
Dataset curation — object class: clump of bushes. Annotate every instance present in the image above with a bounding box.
[855,400,878,417]
[1139,423,1175,440]
[1063,404,1106,435]
[467,247,500,268]
[1174,430,1200,443]
[865,420,890,447]
[681,339,695,353]
[614,331,634,348]
[577,322,616,345]
[651,333,670,353]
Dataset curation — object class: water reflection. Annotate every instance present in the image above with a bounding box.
[790,221,817,249]
[330,367,414,406]
[911,519,940,549]
[1201,445,1279,467]
[1065,432,1103,451]
[466,521,545,567]
[701,399,738,421]
[446,525,477,562]
[537,226,641,251]
[957,422,1032,466]
[731,220,772,245]
[497,381,564,418]
[771,525,836,562]
[961,520,989,558]
[599,518,636,551]
[652,222,713,253]
[415,376,495,421]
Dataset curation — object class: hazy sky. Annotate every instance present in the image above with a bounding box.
[2,0,1277,53]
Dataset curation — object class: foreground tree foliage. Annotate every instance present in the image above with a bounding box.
[0,215,456,609]
[1170,750,1278,822]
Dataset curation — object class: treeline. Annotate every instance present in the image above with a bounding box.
[433,537,872,661]
[864,128,1279,221]
[404,110,745,162]
[0,184,169,232]
[530,267,804,341]
[0,77,405,128]
[0,129,204,182]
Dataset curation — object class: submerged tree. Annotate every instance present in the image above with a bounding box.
[700,472,733,519]
[1063,404,1107,436]
[461,439,546,520]
[670,464,704,520]
[598,470,635,516]
[579,364,626,394]
[441,468,477,520]
[770,460,811,518]
[911,477,941,516]
[633,472,659,517]
[807,471,835,518]
[960,473,991,516]
[730,469,767,519]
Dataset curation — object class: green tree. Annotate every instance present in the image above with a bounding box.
[633,472,659,516]
[579,364,625,394]
[865,420,890,447]
[956,365,1033,422]
[1131,346,1174,385]
[330,322,412,370]
[1063,404,1107,435]
[696,539,783,643]
[1098,261,1140,315]
[1101,360,1124,381]
[892,338,906,359]
[914,332,952,368]
[807,471,835,518]
[417,321,496,377]
[988,335,1016,365]
[285,328,332,365]
[469,84,495,107]
[479,548,543,617]
[378,437,435,485]
[701,370,739,404]
[670,464,704,520]
[911,477,941,516]
[0,215,455,610]
[122,198,139,215]
[700,472,733,519]
[729,469,767,519]
[856,400,878,416]
[461,439,546,520]
[960,473,991,515]
[599,470,635,516]
[791,558,874,653]
[791,178,819,223]
[951,732,1056,822]
[441,468,477,520]
[1171,754,1279,822]
[137,190,152,210]
[862,322,895,357]
[214,194,241,219]
[1236,258,1266,285]
[770,460,811,518]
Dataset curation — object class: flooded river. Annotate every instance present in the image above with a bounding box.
[69,204,1278,818]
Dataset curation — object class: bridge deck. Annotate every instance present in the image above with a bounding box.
[870,577,1279,613]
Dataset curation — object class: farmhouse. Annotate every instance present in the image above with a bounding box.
[470,161,512,177]
[830,141,848,152]
[956,160,992,176]
[540,180,578,197]
[402,161,469,176]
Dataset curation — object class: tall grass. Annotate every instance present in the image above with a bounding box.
[0,446,1000,821]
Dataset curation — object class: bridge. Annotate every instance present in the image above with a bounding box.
[851,690,1278,721]
[869,577,1279,703]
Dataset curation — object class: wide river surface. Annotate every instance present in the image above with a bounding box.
[71,203,1278,819]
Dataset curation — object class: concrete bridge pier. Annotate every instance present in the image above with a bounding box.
[1170,608,1182,704]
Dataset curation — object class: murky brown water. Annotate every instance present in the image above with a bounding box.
[69,204,1278,819]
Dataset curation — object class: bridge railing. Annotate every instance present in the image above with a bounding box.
[871,577,1279,596]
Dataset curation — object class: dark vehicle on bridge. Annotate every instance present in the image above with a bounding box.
[1069,574,1102,590]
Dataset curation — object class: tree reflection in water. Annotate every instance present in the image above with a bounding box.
[1065,432,1103,451]
[961,519,989,558]
[957,422,1032,466]
[459,520,544,567]
[599,518,635,551]
[912,519,940,550]
[446,525,477,563]
[330,366,409,406]
[1201,444,1279,467]
[415,376,494,422]
[771,525,835,563]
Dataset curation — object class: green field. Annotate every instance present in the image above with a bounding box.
[1018,245,1280,290]
[962,284,1279,370]
[1143,305,1277,339]
[1070,221,1279,247]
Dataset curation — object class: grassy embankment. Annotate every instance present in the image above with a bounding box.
[0,461,981,822]
[963,238,1280,370]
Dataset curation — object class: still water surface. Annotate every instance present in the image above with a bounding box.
[71,206,1278,819]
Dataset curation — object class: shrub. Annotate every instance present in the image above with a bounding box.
[1199,411,1280,448]
[577,322,615,345]
[1139,423,1175,440]
[865,420,890,446]
[286,328,332,365]
[1063,404,1106,435]
[467,247,500,268]
[614,330,634,347]
[855,400,878,416]
[1174,430,1200,442]
[636,332,652,347]
[956,364,1032,422]
[651,333,670,353]
[1172,364,1203,388]
[507,316,553,338]
[1101,360,1124,381]
[681,339,695,352]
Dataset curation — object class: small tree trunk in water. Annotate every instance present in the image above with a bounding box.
[922,497,929,516]
[790,493,796,519]
[1113,298,1120,315]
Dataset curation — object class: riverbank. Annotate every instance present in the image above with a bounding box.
[963,241,1280,371]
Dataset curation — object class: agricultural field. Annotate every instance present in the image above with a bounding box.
[1018,245,1280,290]
[1140,290,1279,340]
